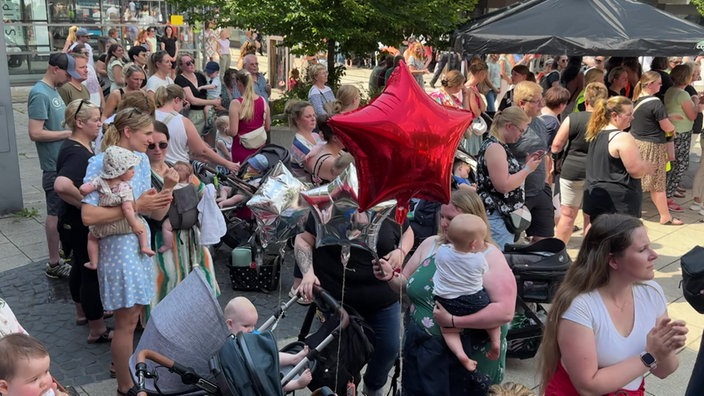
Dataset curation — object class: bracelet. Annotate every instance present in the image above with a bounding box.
[451,315,455,328]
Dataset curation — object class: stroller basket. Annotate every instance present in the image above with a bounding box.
[504,238,571,303]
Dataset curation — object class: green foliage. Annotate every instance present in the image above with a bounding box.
[12,207,39,222]
[167,0,478,55]
[693,0,704,17]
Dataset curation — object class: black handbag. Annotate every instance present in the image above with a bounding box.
[681,246,704,313]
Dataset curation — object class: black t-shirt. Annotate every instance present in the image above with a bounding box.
[560,111,591,181]
[175,72,208,111]
[304,215,407,317]
[654,69,674,101]
[630,96,668,143]
[55,139,94,223]
[161,37,178,58]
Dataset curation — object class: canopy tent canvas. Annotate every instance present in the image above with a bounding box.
[454,0,704,56]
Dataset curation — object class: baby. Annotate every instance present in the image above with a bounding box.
[201,61,221,123]
[0,333,64,396]
[452,158,475,191]
[223,297,312,392]
[214,115,233,160]
[433,214,500,372]
[217,154,268,208]
[81,146,154,270]
[159,161,196,253]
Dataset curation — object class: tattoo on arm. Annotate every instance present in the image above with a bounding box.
[295,243,313,274]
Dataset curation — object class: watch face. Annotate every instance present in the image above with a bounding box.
[642,352,656,366]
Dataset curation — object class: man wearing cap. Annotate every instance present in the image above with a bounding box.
[28,53,75,279]
[232,54,270,102]
[58,53,89,105]
[69,28,94,67]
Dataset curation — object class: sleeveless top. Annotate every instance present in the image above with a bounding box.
[584,130,642,218]
[560,111,592,181]
[236,96,266,135]
[476,135,524,215]
[155,109,189,163]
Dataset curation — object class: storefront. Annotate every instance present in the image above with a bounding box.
[1,0,199,83]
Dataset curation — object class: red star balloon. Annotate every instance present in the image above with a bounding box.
[328,60,474,223]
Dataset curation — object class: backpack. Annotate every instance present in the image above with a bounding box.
[210,331,285,396]
[304,306,374,394]
[680,246,704,314]
[167,183,200,230]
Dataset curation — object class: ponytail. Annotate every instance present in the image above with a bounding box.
[586,96,632,141]
[101,123,120,151]
[323,100,343,116]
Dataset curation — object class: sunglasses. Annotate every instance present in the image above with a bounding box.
[74,99,87,119]
[182,60,194,67]
[148,142,168,150]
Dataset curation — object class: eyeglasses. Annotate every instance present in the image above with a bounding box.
[511,123,527,134]
[525,98,543,104]
[74,99,87,120]
[182,60,194,67]
[147,142,168,150]
[124,107,144,120]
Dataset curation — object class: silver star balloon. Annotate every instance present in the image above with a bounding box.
[300,163,396,258]
[246,161,310,247]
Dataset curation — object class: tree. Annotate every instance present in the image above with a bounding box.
[169,0,478,80]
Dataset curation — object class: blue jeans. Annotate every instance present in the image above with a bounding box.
[486,90,497,112]
[363,302,401,390]
[487,211,515,251]
[685,327,704,395]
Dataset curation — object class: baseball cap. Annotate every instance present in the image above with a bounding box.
[204,61,220,74]
[75,28,92,37]
[48,53,81,79]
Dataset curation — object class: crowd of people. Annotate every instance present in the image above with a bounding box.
[7,35,704,396]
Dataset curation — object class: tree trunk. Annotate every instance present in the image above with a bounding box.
[327,39,336,86]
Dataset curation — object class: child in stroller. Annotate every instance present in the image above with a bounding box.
[223,297,312,392]
[217,153,269,208]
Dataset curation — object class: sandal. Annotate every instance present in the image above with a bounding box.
[660,218,684,226]
[109,362,116,378]
[673,191,686,198]
[667,200,684,212]
[87,328,114,344]
[677,186,687,193]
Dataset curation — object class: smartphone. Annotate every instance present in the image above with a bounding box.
[533,150,546,159]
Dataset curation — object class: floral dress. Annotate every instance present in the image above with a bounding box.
[476,135,525,215]
[83,151,154,311]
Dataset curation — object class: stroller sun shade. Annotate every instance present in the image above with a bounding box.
[130,268,230,395]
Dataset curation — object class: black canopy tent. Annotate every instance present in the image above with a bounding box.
[454,0,704,56]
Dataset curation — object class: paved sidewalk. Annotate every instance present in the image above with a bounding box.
[3,67,704,395]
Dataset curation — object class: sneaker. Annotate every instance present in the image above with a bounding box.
[692,203,704,212]
[45,260,71,279]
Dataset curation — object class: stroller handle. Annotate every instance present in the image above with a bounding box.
[134,349,218,395]
[312,285,350,329]
[192,160,257,196]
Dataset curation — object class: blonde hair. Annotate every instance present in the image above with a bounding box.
[154,84,185,108]
[513,81,543,103]
[324,85,360,115]
[632,70,661,99]
[439,189,493,246]
[441,70,466,89]
[488,382,536,396]
[64,99,100,130]
[490,107,530,142]
[308,64,327,82]
[235,70,255,121]
[583,82,608,107]
[585,96,632,141]
[584,68,605,85]
[214,115,229,133]
[101,107,153,151]
[117,91,155,114]
[539,214,643,395]
[66,26,78,45]
[285,100,313,129]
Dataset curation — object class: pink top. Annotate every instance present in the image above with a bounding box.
[231,96,266,163]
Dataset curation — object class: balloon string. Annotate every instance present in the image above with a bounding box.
[335,244,351,391]
[397,222,404,392]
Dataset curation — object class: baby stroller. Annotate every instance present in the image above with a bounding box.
[502,238,571,359]
[129,268,349,396]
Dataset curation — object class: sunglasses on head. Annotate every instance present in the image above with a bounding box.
[74,99,88,120]
[147,142,168,150]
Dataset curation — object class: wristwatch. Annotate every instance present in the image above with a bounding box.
[640,351,657,369]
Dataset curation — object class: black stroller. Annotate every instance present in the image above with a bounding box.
[503,238,571,359]
[129,269,350,396]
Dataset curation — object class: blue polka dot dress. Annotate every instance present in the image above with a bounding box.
[83,151,155,310]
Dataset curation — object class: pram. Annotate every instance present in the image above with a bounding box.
[503,238,571,359]
[129,268,351,396]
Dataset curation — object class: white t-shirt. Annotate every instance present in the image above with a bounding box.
[155,109,189,163]
[562,280,667,390]
[146,75,174,93]
[432,244,487,299]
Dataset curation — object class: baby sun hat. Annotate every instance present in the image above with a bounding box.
[101,146,141,179]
